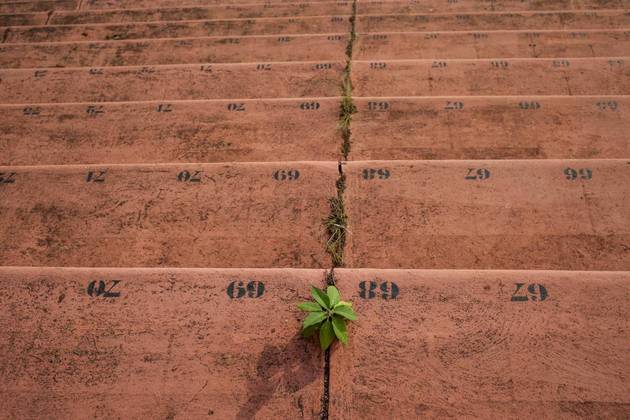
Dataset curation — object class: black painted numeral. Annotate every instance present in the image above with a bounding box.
[564,167,592,180]
[34,70,47,78]
[328,35,343,41]
[362,168,390,180]
[491,60,509,69]
[359,281,399,300]
[86,105,105,117]
[177,170,202,183]
[432,61,447,68]
[227,281,265,298]
[227,103,245,112]
[511,283,548,302]
[273,169,300,181]
[23,107,41,116]
[200,65,212,72]
[553,60,570,67]
[256,64,272,71]
[89,68,104,75]
[596,101,618,111]
[157,104,172,113]
[314,63,333,70]
[300,102,320,110]
[465,168,490,180]
[0,172,16,184]
[367,101,389,111]
[445,101,464,110]
[86,171,107,183]
[519,101,541,110]
[369,62,387,69]
[87,280,121,298]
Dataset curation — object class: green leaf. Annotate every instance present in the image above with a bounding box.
[332,316,348,345]
[333,304,357,321]
[302,324,319,338]
[303,311,327,330]
[327,286,340,307]
[311,286,330,309]
[298,302,324,312]
[319,320,335,351]
[335,300,353,308]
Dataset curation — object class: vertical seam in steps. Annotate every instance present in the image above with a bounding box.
[321,1,357,418]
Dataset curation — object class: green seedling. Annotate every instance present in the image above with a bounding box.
[298,286,357,350]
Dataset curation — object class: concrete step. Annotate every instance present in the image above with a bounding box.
[1,15,352,43]
[0,98,342,165]
[331,269,630,419]
[343,159,630,270]
[0,266,325,419]
[350,96,630,160]
[355,30,630,60]
[0,33,348,68]
[352,58,630,96]
[0,162,337,267]
[0,61,344,103]
[358,10,630,32]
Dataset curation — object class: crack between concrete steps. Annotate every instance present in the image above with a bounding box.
[320,1,356,418]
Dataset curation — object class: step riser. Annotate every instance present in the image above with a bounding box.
[331,269,630,418]
[2,16,351,43]
[0,62,344,103]
[353,59,630,96]
[344,160,630,270]
[0,163,337,267]
[0,99,341,165]
[0,35,348,68]
[351,97,630,160]
[0,267,325,419]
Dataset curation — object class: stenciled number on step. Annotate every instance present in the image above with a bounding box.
[564,167,592,180]
[0,172,16,184]
[552,60,570,67]
[511,283,548,302]
[87,280,121,298]
[227,281,265,298]
[227,103,245,112]
[256,64,272,71]
[177,170,202,183]
[362,168,390,180]
[157,104,172,113]
[369,62,387,70]
[519,101,541,110]
[86,105,105,117]
[86,171,107,183]
[314,63,333,70]
[359,281,399,300]
[491,60,509,69]
[432,61,447,68]
[273,169,300,181]
[596,101,618,111]
[299,102,320,110]
[23,107,41,116]
[367,101,389,111]
[465,168,491,180]
[445,101,464,110]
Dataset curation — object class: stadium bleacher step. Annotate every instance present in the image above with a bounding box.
[0,98,342,165]
[0,162,337,267]
[0,61,344,103]
[0,266,326,419]
[330,269,630,418]
[343,159,630,270]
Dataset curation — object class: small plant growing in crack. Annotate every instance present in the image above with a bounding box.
[298,286,357,350]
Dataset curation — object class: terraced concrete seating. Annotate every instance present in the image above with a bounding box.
[357,10,630,32]
[84,0,342,8]
[0,34,348,68]
[2,16,352,43]
[50,2,352,25]
[0,0,78,13]
[331,269,630,418]
[343,160,630,270]
[355,30,630,59]
[0,61,344,103]
[353,58,630,96]
[0,99,341,165]
[0,267,325,418]
[358,0,630,14]
[0,163,336,267]
[351,96,630,160]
